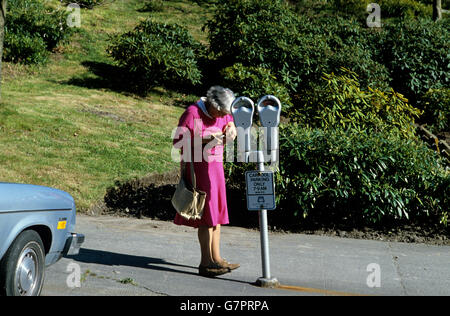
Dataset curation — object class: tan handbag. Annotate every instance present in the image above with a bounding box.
[171,154,206,220]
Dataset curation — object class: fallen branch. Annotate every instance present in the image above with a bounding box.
[414,124,450,158]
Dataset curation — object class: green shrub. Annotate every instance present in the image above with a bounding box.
[330,0,431,19]
[5,0,73,64]
[212,0,449,228]
[294,15,390,91]
[4,32,48,64]
[206,1,389,104]
[287,0,334,16]
[220,63,292,110]
[326,41,390,91]
[330,0,369,16]
[206,0,309,93]
[379,0,431,19]
[293,69,421,138]
[375,18,449,104]
[276,125,449,225]
[108,19,205,91]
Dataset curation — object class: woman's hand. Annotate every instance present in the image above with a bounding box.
[203,131,224,146]
[211,132,225,146]
[223,122,237,143]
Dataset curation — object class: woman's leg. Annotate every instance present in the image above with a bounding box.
[211,224,223,263]
[198,226,213,266]
[212,225,240,270]
[198,225,223,265]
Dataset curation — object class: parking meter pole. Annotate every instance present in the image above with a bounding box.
[256,151,279,288]
[259,209,271,276]
[257,157,270,279]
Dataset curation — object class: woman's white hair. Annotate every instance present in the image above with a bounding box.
[206,86,235,114]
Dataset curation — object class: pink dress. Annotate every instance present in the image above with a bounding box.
[173,103,234,228]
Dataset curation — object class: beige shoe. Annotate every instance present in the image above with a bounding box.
[198,262,230,277]
[216,259,240,271]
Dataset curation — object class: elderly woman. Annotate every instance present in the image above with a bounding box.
[173,86,240,277]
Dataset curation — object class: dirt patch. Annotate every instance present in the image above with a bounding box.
[80,108,127,123]
[92,170,450,246]
[276,220,449,246]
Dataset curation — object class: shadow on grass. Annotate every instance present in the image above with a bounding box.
[61,61,149,97]
[61,60,203,103]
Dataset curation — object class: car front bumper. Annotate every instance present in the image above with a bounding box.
[63,233,85,256]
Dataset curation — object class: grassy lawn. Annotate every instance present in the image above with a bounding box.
[0,0,213,211]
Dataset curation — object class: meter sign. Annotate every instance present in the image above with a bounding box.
[245,171,276,211]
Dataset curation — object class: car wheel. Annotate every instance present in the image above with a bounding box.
[0,230,46,296]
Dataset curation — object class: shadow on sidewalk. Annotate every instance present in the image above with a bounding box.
[68,248,253,286]
[68,248,197,275]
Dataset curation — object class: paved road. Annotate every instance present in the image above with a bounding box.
[42,214,450,296]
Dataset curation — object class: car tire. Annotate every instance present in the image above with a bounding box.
[0,230,46,296]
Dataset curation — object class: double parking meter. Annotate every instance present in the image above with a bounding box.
[231,95,281,163]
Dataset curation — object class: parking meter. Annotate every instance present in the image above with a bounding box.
[257,95,281,162]
[232,94,281,288]
[231,97,254,162]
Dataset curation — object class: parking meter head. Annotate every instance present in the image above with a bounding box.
[256,95,281,127]
[231,96,254,129]
[231,97,254,160]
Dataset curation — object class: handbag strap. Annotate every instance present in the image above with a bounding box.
[181,147,197,189]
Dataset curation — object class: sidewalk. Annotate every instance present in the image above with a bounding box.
[43,215,450,296]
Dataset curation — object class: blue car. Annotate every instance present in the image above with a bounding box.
[0,182,84,296]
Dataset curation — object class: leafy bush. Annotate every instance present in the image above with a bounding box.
[108,19,205,91]
[4,32,48,64]
[293,15,391,92]
[220,63,292,110]
[374,18,449,104]
[4,0,73,64]
[330,0,431,19]
[276,125,449,225]
[206,0,308,93]
[379,0,431,19]
[330,0,369,16]
[293,69,421,138]
[206,0,448,136]
[206,1,390,105]
[225,67,448,227]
